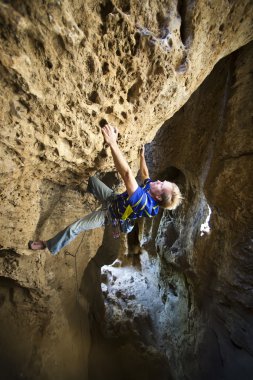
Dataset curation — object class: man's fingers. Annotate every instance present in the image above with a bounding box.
[107,124,115,131]
[102,124,118,146]
[139,144,145,156]
[102,125,110,137]
[103,124,118,134]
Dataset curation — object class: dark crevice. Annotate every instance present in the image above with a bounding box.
[102,61,110,74]
[88,90,100,104]
[127,223,141,254]
[87,56,95,74]
[45,58,53,69]
[118,0,130,14]
[178,0,187,45]
[105,106,113,114]
[2,1,32,17]
[127,77,143,104]
[177,0,195,48]
[99,118,108,128]
[132,32,141,56]
[100,0,115,34]
[156,166,185,184]
[99,171,120,190]
[100,0,114,23]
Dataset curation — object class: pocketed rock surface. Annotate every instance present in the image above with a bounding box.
[0,1,253,380]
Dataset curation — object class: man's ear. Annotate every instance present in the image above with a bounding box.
[156,195,162,201]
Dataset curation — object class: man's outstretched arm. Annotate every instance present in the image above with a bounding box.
[102,124,138,197]
[139,145,149,183]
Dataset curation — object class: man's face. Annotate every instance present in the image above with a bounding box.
[149,180,172,201]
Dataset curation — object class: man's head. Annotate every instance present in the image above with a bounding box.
[149,180,183,210]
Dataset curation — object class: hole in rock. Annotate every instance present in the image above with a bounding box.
[156,166,184,184]
[105,106,113,114]
[102,61,110,74]
[45,58,53,69]
[118,0,131,14]
[168,283,178,297]
[177,0,193,47]
[177,0,187,45]
[165,221,179,249]
[156,11,165,29]
[219,23,224,32]
[99,118,108,128]
[132,32,141,55]
[99,171,121,190]
[100,0,115,34]
[117,17,124,26]
[127,77,143,104]
[88,90,100,104]
[86,56,95,73]
[100,0,114,23]
[154,65,164,76]
[127,223,141,255]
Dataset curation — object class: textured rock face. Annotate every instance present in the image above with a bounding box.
[0,1,253,379]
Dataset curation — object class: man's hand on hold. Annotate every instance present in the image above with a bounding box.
[140,144,145,158]
[102,124,118,146]
[139,143,149,181]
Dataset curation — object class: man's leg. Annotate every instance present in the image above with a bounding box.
[29,177,113,254]
[30,209,106,255]
[87,176,114,205]
[46,209,106,255]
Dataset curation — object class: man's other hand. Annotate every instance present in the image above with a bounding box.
[140,144,145,157]
[102,124,118,146]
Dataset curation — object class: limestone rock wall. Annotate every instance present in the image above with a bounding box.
[0,1,253,379]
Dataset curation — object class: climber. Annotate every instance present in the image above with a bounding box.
[28,124,183,255]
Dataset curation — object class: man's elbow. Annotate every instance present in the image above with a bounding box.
[123,168,133,182]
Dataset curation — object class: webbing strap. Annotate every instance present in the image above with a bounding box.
[121,204,133,220]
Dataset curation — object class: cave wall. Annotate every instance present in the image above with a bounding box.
[0,1,253,379]
[151,41,253,380]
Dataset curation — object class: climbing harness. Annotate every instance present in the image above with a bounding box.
[107,201,135,238]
